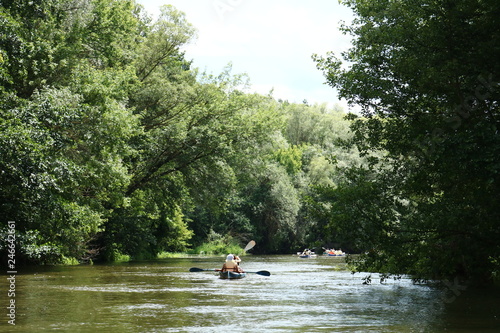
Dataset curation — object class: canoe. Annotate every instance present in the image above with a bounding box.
[219,271,247,279]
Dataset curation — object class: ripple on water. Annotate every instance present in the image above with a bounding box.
[9,256,495,333]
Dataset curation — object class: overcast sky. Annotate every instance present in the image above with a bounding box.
[136,0,355,110]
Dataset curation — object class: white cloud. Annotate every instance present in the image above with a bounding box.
[137,0,356,110]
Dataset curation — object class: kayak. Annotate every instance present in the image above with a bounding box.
[219,271,247,279]
[299,254,317,258]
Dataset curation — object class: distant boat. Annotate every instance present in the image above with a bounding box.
[299,254,317,258]
[297,251,317,258]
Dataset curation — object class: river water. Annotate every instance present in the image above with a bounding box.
[1,255,499,332]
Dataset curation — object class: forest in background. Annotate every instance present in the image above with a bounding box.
[1,0,499,285]
[0,0,360,264]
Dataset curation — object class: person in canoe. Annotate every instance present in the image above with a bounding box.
[221,254,244,273]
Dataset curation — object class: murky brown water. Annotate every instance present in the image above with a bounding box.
[1,255,499,332]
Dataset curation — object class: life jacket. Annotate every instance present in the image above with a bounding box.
[222,261,240,272]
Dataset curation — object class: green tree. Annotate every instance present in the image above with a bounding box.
[1,0,145,263]
[0,0,140,97]
[99,6,283,258]
[241,162,301,253]
[314,0,500,283]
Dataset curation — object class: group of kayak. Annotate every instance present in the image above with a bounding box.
[297,248,346,258]
[189,241,347,279]
[323,248,346,256]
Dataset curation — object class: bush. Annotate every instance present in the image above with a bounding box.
[191,230,243,255]
[0,229,63,266]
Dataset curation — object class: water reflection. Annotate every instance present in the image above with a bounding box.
[1,255,498,332]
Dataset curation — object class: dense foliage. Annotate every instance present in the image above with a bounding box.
[0,0,355,264]
[314,0,500,283]
[3,0,497,286]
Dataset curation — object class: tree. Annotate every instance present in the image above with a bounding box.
[93,6,286,258]
[1,0,143,263]
[240,162,301,253]
[2,0,368,263]
[314,0,500,283]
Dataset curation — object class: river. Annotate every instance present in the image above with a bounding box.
[1,255,499,332]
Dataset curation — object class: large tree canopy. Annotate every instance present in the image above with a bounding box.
[1,0,358,263]
[314,0,500,283]
[0,0,280,262]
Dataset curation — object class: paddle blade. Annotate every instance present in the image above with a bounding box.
[244,240,256,252]
[189,267,205,272]
[245,270,271,276]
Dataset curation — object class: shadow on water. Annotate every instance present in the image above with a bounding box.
[1,255,499,332]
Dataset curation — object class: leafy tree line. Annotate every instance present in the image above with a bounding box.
[4,0,498,288]
[1,0,357,264]
[313,0,500,284]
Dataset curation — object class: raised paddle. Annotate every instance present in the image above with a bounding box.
[189,267,271,276]
[243,240,256,253]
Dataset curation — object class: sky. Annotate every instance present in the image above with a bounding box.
[136,0,355,110]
